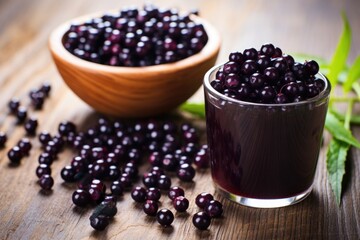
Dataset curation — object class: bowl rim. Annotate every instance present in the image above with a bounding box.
[48,10,221,74]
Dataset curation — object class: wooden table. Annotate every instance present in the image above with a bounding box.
[1,0,360,239]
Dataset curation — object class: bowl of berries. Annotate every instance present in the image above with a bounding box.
[204,44,331,208]
[49,5,221,118]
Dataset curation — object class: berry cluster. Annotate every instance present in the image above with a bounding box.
[5,83,51,165]
[193,192,223,230]
[63,4,208,67]
[211,43,326,104]
[30,116,210,230]
[130,185,222,230]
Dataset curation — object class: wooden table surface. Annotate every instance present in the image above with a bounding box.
[1,0,360,239]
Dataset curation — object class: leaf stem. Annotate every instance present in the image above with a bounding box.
[331,96,360,102]
[344,99,354,130]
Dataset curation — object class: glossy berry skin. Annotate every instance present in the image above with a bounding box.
[72,189,91,207]
[58,121,76,136]
[192,211,211,230]
[173,196,189,212]
[146,188,161,201]
[60,165,76,182]
[110,180,124,196]
[194,149,209,168]
[39,174,54,190]
[16,106,27,123]
[8,146,23,163]
[38,152,53,165]
[177,163,196,182]
[168,186,185,200]
[205,200,223,218]
[8,98,20,114]
[24,117,38,135]
[38,131,52,146]
[0,132,7,148]
[36,164,52,178]
[157,174,171,190]
[18,138,32,155]
[142,172,158,188]
[90,215,109,231]
[131,186,147,203]
[195,192,214,209]
[156,209,174,227]
[143,200,158,216]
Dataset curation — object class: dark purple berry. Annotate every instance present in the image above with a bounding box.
[249,73,265,89]
[39,131,52,146]
[72,189,91,207]
[194,149,209,168]
[143,200,159,216]
[241,60,258,76]
[131,186,147,203]
[0,132,7,148]
[60,165,76,182]
[156,209,174,226]
[229,51,244,64]
[173,196,189,212]
[157,174,171,190]
[195,192,214,209]
[225,74,240,89]
[16,106,27,123]
[192,211,211,230]
[223,61,240,74]
[146,187,161,201]
[8,146,23,163]
[168,186,185,200]
[58,121,76,136]
[243,48,258,60]
[18,138,32,155]
[177,163,195,182]
[305,60,319,75]
[275,93,288,104]
[39,174,54,190]
[143,172,158,188]
[205,200,223,218]
[110,180,124,196]
[36,164,51,178]
[90,215,109,231]
[8,98,20,114]
[260,43,275,57]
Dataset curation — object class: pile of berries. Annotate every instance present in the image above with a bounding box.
[130,186,223,230]
[211,43,326,104]
[63,4,208,66]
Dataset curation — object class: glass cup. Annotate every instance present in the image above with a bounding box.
[204,64,331,208]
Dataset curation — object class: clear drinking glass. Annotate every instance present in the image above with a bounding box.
[204,64,331,208]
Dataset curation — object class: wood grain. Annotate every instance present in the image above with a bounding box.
[0,0,360,239]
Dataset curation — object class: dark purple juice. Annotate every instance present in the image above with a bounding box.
[205,80,329,199]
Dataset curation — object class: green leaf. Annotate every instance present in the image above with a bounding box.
[327,12,351,87]
[327,139,349,205]
[343,55,360,92]
[180,102,206,119]
[330,109,360,125]
[325,111,360,148]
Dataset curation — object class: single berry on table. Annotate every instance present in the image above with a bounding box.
[143,200,159,216]
[39,174,54,190]
[173,196,189,212]
[192,211,211,230]
[205,200,223,218]
[156,208,174,227]
[195,192,214,209]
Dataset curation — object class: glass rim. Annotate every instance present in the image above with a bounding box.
[203,63,331,107]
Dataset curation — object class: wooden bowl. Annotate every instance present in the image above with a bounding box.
[48,12,221,118]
